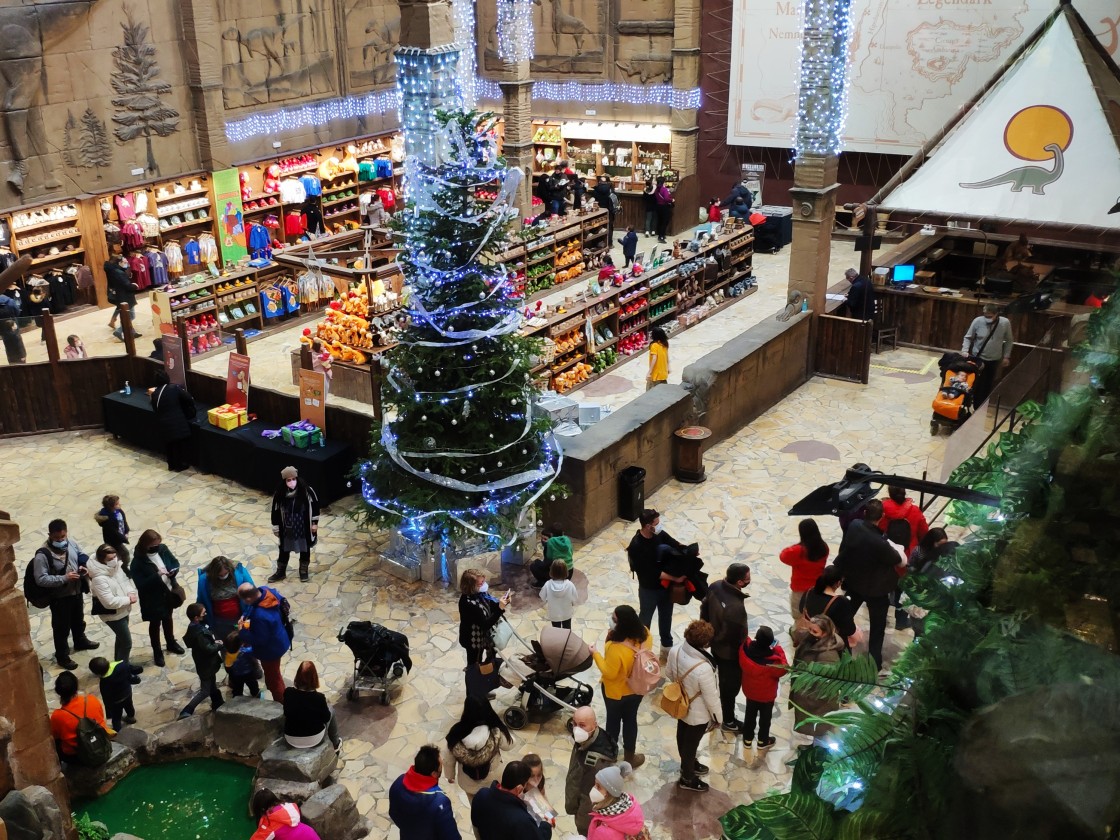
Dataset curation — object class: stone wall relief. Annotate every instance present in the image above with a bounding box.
[345,0,401,91]
[219,0,339,109]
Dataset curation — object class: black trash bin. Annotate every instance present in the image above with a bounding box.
[618,466,646,521]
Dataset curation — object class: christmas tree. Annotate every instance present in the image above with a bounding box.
[355,109,560,545]
[78,108,112,173]
[110,5,180,176]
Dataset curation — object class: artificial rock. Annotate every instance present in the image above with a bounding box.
[62,742,136,799]
[212,697,285,757]
[300,783,368,840]
[258,739,338,784]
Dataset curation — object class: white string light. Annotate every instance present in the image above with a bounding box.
[224,81,703,143]
[792,0,853,156]
[450,0,478,107]
[497,0,536,63]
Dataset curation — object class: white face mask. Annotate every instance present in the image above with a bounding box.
[572,726,590,744]
[527,776,540,789]
[652,522,663,535]
[285,479,298,489]
[478,581,489,594]
[589,787,606,803]
[609,617,617,631]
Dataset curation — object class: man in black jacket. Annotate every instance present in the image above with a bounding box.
[842,268,876,322]
[472,761,552,840]
[833,499,903,669]
[627,508,687,650]
[700,563,751,731]
[149,369,196,471]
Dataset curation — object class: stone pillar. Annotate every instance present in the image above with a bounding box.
[670,0,702,180]
[498,75,535,220]
[788,155,840,312]
[0,512,71,818]
[181,0,232,170]
[396,0,461,161]
[786,0,853,309]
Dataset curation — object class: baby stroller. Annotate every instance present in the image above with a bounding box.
[930,354,980,435]
[497,623,595,730]
[337,620,412,704]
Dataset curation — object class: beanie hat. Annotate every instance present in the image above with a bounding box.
[594,762,633,798]
[281,466,298,480]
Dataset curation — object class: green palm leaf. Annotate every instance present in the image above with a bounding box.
[787,653,883,704]
[720,792,836,840]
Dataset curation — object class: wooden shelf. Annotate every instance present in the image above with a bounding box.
[279,162,320,176]
[30,247,84,265]
[15,229,81,247]
[157,200,210,219]
[322,194,357,208]
[155,185,209,201]
[161,218,213,235]
[618,320,648,340]
[590,306,618,324]
[10,215,80,234]
[219,311,261,329]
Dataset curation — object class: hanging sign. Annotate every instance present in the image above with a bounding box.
[299,369,327,433]
[162,334,186,388]
[212,167,248,265]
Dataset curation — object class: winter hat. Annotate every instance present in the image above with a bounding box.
[595,762,633,798]
[281,466,298,480]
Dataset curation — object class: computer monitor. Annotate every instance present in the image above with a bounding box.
[892,264,916,283]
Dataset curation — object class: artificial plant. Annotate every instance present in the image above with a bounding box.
[722,299,1120,839]
[355,110,559,545]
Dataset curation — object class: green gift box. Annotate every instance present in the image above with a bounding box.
[282,425,322,449]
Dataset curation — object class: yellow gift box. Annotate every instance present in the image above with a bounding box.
[234,407,249,426]
[207,403,244,431]
[207,404,231,426]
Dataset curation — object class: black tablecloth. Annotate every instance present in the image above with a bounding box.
[102,391,356,504]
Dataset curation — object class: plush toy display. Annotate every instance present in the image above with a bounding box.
[264,164,281,195]
[239,171,252,202]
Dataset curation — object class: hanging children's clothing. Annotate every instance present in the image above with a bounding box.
[120,221,144,250]
[247,223,271,259]
[183,238,200,266]
[127,253,151,290]
[301,204,325,236]
[284,211,305,237]
[299,174,322,197]
[115,194,136,221]
[279,179,307,205]
[196,233,219,264]
[164,241,184,276]
[147,249,169,286]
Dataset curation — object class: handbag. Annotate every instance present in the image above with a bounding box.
[668,582,691,606]
[466,649,503,699]
[491,617,514,650]
[168,581,186,609]
[793,593,839,638]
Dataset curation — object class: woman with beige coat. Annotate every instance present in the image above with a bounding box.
[441,695,516,801]
[663,620,722,793]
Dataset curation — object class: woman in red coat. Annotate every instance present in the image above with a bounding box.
[779,519,829,619]
[879,486,928,553]
[738,626,788,750]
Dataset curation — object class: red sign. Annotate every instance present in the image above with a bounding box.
[162,335,186,387]
[226,352,250,409]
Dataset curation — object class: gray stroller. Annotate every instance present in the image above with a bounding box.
[497,623,595,730]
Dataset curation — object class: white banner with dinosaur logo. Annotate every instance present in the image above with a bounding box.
[881,10,1120,230]
[726,0,1116,154]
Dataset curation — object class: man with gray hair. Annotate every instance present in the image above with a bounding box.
[843,267,875,321]
[962,302,1014,406]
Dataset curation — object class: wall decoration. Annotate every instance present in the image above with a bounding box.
[346,0,401,91]
[479,0,606,76]
[212,167,248,263]
[78,108,113,175]
[111,4,181,177]
[219,0,339,109]
[0,0,102,195]
[62,112,80,168]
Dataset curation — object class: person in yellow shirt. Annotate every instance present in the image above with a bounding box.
[647,327,669,390]
[589,605,652,768]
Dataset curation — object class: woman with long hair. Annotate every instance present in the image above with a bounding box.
[130,529,186,666]
[647,328,669,391]
[779,518,829,619]
[789,615,845,739]
[196,555,255,642]
[798,565,859,649]
[442,695,515,801]
[591,605,652,769]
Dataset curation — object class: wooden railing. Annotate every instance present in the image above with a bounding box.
[814,313,872,384]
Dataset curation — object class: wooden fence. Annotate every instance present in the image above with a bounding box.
[814,313,872,384]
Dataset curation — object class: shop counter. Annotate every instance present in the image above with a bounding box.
[102,389,356,504]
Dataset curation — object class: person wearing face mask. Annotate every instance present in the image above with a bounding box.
[586,762,645,840]
[664,620,722,793]
[626,508,688,652]
[564,705,618,836]
[738,625,788,753]
[196,555,255,643]
[270,466,320,583]
[472,761,552,840]
[129,529,186,667]
[789,615,845,740]
[699,563,751,733]
[458,568,511,667]
[589,605,650,769]
[87,544,142,679]
[32,518,100,670]
[962,302,1014,406]
[389,744,462,840]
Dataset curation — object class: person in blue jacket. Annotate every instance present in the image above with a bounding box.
[389,744,462,840]
[196,555,255,643]
[238,582,292,702]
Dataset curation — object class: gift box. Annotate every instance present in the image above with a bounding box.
[207,403,247,431]
[281,421,322,448]
[207,404,232,426]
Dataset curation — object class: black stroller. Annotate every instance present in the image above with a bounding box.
[337,620,412,704]
[497,624,595,730]
[930,353,981,435]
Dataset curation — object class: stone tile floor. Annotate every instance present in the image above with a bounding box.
[5,339,947,838]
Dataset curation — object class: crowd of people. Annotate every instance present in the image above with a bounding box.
[32,451,949,838]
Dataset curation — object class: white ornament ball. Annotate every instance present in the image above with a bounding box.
[489,370,495,375]
[480,292,486,299]
[421,415,427,421]
[480,467,486,474]
[497,461,503,467]
[489,433,494,439]
[435,370,441,378]
[522,449,527,455]
[461,468,467,474]
[549,494,556,501]
[417,367,423,372]
[511,399,517,405]
[451,419,457,426]
[424,468,430,473]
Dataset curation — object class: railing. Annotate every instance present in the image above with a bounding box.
[814,313,872,384]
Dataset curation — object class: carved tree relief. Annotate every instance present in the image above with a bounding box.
[111,5,181,176]
[345,0,401,91]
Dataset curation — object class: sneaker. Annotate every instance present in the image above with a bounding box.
[267,572,286,583]
[123,715,137,725]
[299,572,309,582]
[694,762,710,776]
[678,777,709,792]
[757,736,777,750]
[153,652,166,667]
[166,641,186,655]
[721,720,741,734]
[74,639,100,651]
[57,657,79,671]
[177,710,192,720]
[113,328,124,342]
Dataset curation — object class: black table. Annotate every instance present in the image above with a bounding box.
[102,390,356,504]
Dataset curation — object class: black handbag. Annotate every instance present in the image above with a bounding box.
[465,649,503,699]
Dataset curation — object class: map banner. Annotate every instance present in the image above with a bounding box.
[727,0,1115,154]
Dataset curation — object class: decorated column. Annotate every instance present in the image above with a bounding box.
[495,0,537,220]
[786,0,853,311]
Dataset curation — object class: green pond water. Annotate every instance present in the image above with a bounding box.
[77,758,256,840]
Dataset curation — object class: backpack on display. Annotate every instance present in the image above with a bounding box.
[658,657,702,720]
[66,698,112,767]
[624,642,662,696]
[23,551,55,609]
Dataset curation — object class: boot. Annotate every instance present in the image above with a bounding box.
[268,560,287,583]
[624,751,646,770]
[298,560,310,582]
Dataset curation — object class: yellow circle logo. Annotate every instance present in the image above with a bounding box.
[1003,105,1073,161]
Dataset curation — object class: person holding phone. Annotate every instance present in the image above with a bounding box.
[130,529,186,667]
[458,568,511,666]
[33,519,100,671]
